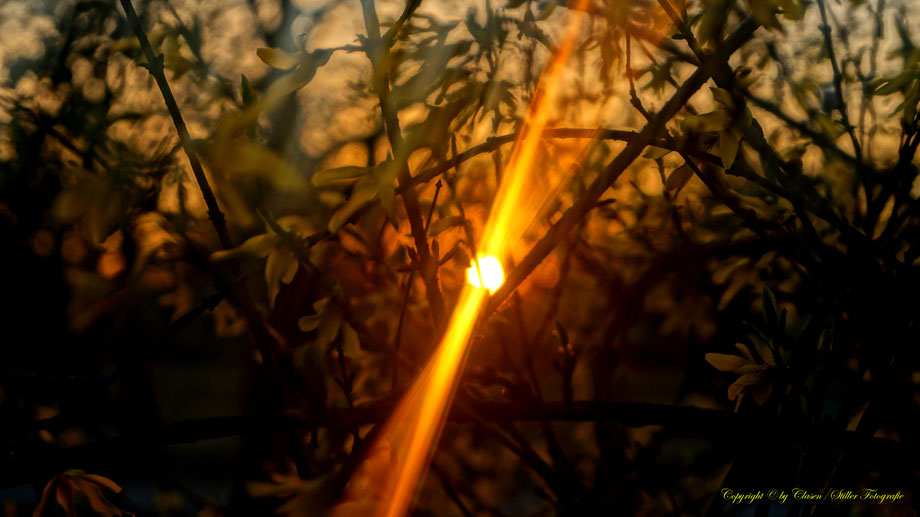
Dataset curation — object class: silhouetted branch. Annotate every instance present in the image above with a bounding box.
[816,0,863,162]
[7,400,916,490]
[360,0,446,327]
[118,0,308,474]
[486,16,760,313]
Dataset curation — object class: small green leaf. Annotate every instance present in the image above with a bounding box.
[315,303,342,348]
[642,146,672,160]
[199,141,304,188]
[298,314,322,332]
[311,166,370,187]
[871,73,911,96]
[665,164,694,191]
[210,233,277,262]
[265,247,298,307]
[341,323,360,358]
[427,215,466,237]
[705,353,748,372]
[328,176,378,232]
[256,47,304,70]
[680,110,731,132]
[719,128,742,169]
[298,297,331,332]
[710,86,733,107]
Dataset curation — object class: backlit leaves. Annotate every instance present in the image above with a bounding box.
[219,48,333,136]
[257,47,303,70]
[34,470,124,517]
[706,342,776,411]
[210,215,317,307]
[311,166,373,188]
[53,178,127,244]
[199,141,304,188]
[266,246,298,308]
[297,285,360,358]
[328,176,379,233]
[427,215,466,237]
[719,128,742,169]
[680,110,731,133]
[665,163,693,191]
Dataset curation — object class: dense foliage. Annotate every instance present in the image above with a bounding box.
[1,0,919,515]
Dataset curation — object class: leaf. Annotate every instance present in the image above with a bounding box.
[735,363,769,374]
[705,353,748,372]
[86,186,126,244]
[200,141,304,188]
[52,187,89,223]
[762,285,777,329]
[427,215,466,237]
[265,247,298,307]
[78,474,122,494]
[328,176,378,232]
[210,233,277,261]
[219,49,333,137]
[728,370,770,400]
[755,340,776,366]
[298,314,323,332]
[374,161,398,224]
[870,72,911,96]
[35,471,124,517]
[329,502,383,517]
[270,49,334,97]
[719,128,742,169]
[298,297,330,332]
[341,322,360,358]
[311,166,371,187]
[680,110,731,132]
[315,302,342,348]
[710,86,733,107]
[665,164,693,191]
[751,383,773,405]
[276,214,319,237]
[257,47,304,70]
[241,74,256,106]
[642,146,672,160]
[735,342,755,362]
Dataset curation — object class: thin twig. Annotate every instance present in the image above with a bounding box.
[485,17,760,313]
[816,0,863,162]
[392,180,443,393]
[118,0,307,474]
[360,0,446,327]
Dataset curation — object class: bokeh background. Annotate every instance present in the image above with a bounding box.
[1,0,919,515]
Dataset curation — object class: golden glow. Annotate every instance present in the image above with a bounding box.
[466,255,505,293]
[344,3,595,516]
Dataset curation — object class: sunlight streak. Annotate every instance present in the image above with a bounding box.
[343,3,595,515]
[466,254,505,293]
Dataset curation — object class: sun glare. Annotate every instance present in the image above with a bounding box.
[349,2,594,515]
[466,255,504,293]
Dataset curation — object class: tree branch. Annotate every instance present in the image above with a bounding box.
[486,16,760,313]
[360,0,446,327]
[7,400,915,491]
[118,0,307,474]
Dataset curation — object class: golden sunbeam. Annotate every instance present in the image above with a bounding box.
[346,2,595,516]
[466,254,505,293]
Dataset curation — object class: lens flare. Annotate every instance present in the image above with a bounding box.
[466,255,505,293]
[343,3,594,516]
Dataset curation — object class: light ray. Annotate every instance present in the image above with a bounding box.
[343,3,594,515]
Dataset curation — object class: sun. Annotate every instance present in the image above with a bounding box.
[466,254,505,293]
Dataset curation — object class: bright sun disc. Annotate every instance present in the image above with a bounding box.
[466,255,504,293]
